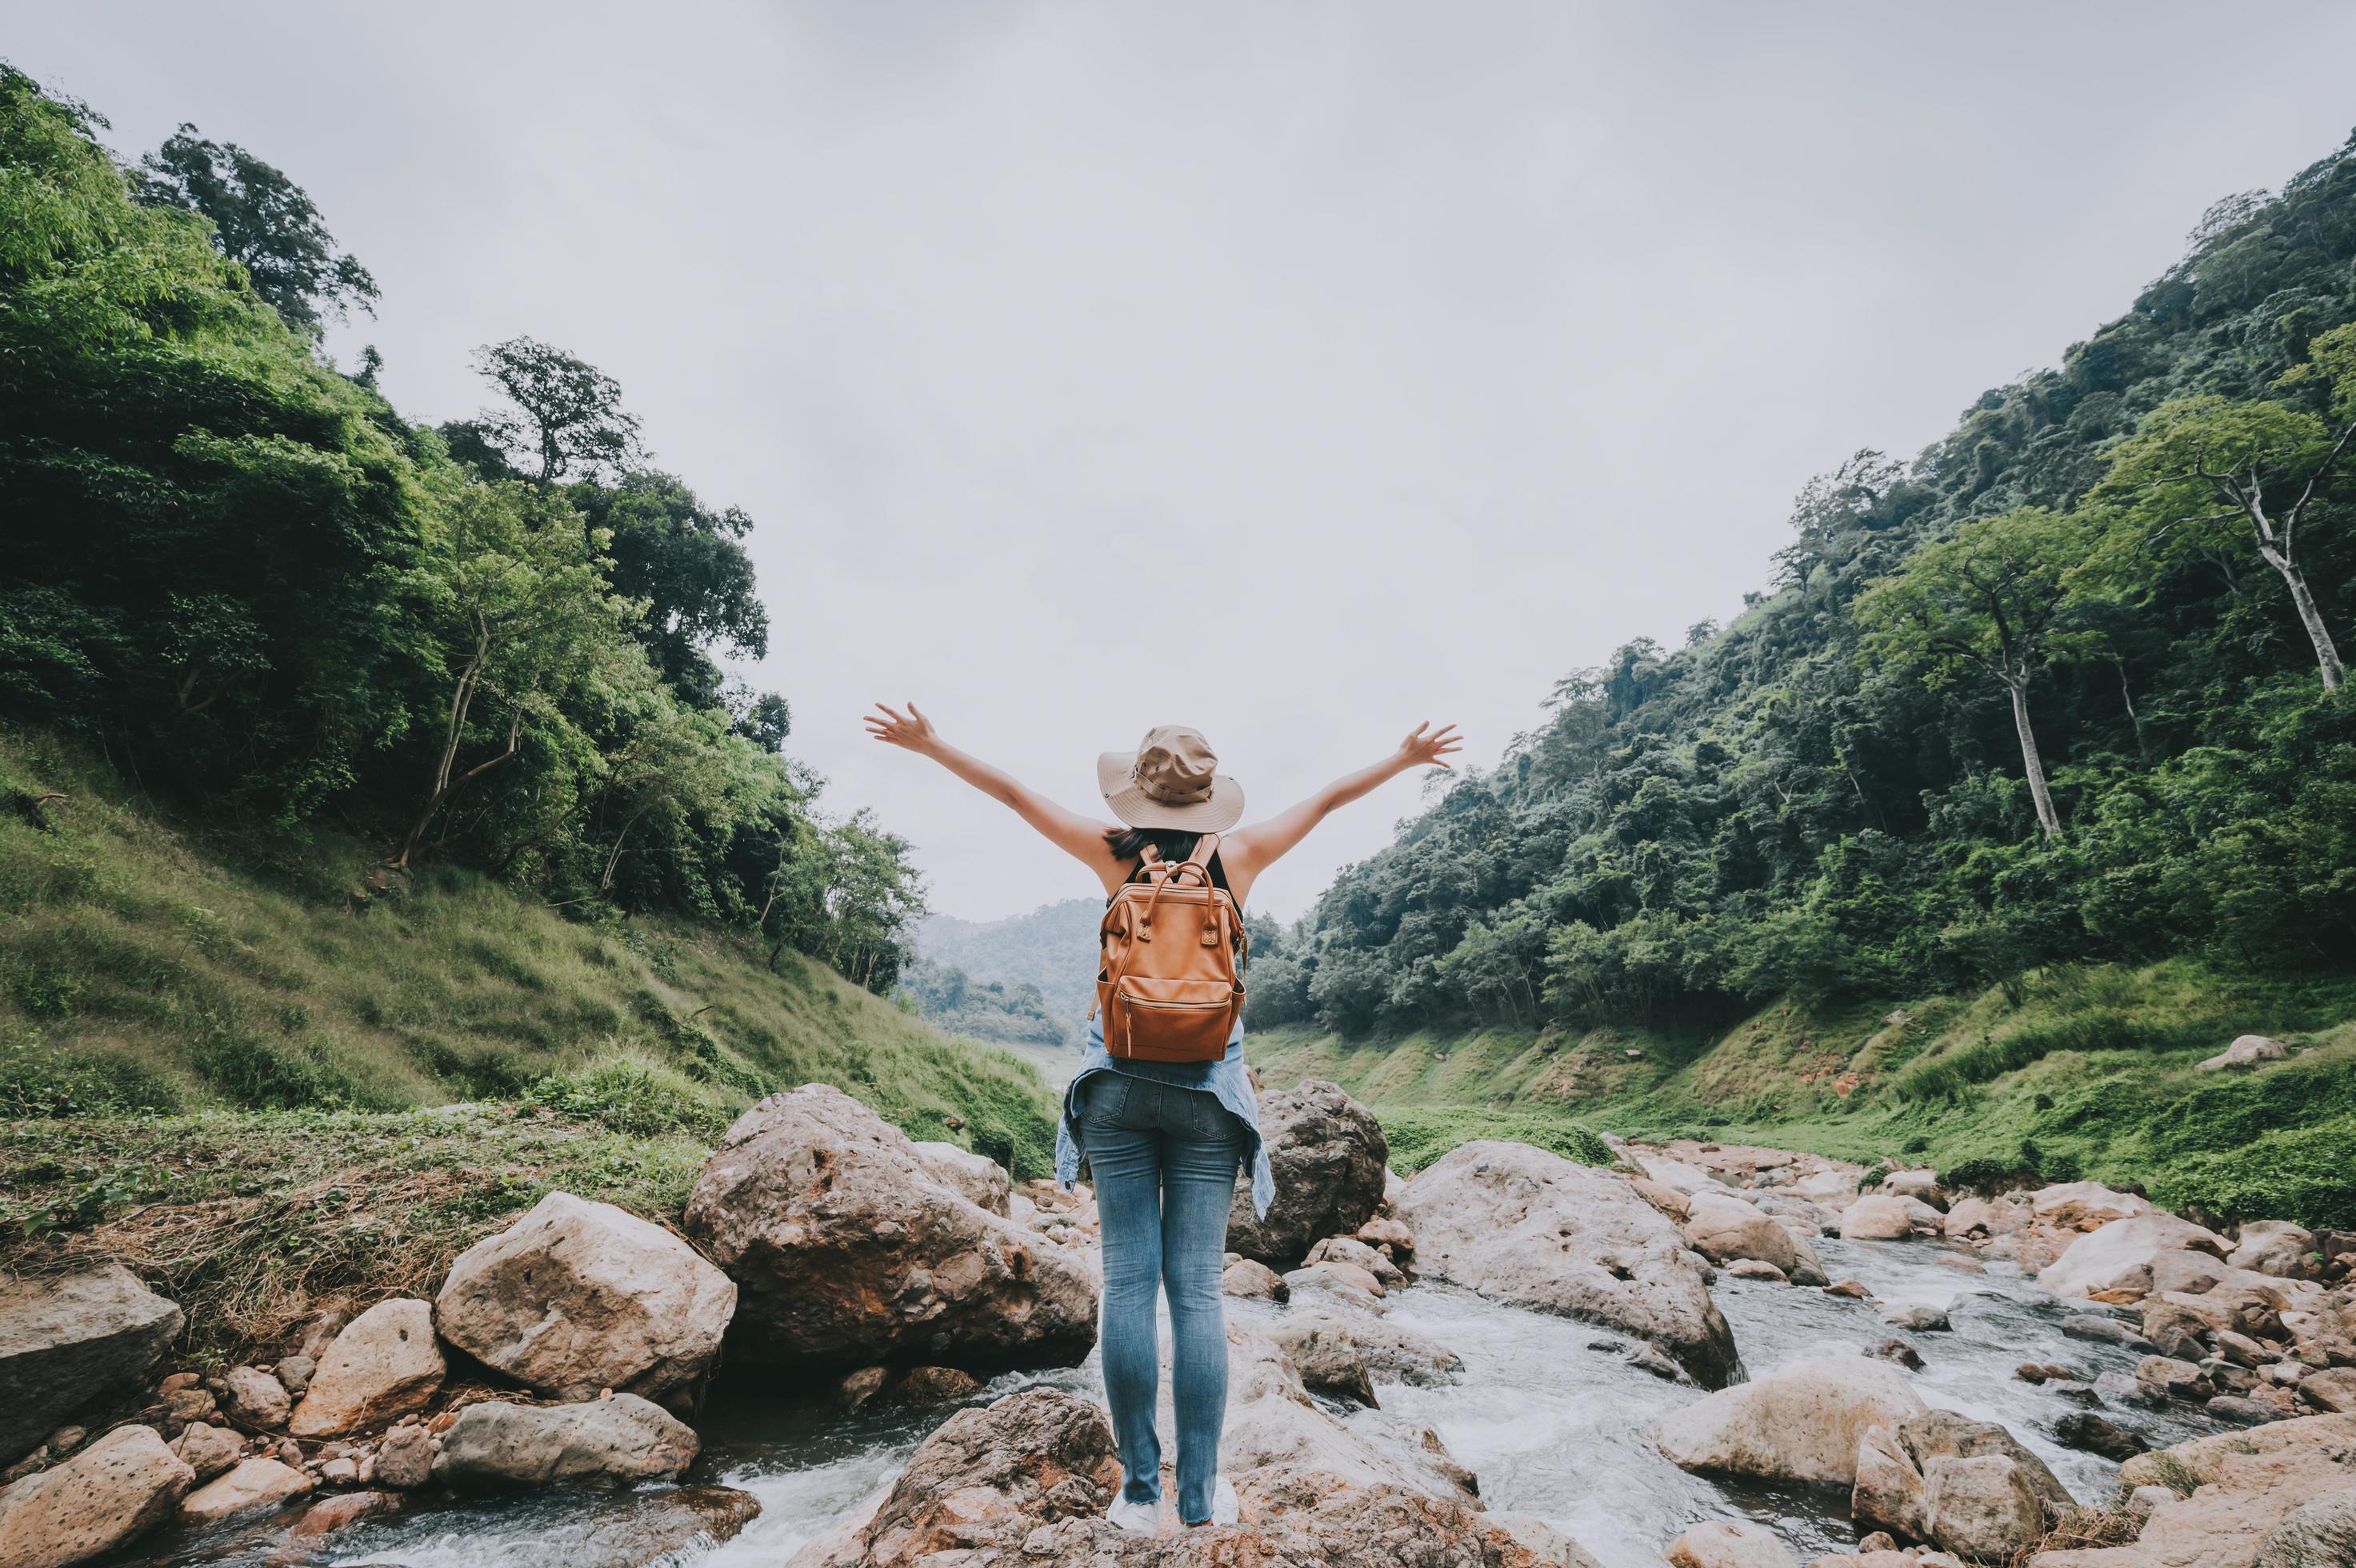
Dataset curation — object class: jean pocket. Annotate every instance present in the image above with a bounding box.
[1080,1073,1131,1127]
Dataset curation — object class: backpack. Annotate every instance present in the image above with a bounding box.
[1092,832,1248,1062]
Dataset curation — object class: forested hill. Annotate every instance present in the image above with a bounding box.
[1251,130,2356,1043]
[0,66,925,995]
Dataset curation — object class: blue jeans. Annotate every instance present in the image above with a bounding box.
[1078,1072,1243,1526]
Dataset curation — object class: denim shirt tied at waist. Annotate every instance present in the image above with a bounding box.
[1054,1015,1274,1218]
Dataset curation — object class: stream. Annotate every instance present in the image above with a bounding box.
[156,1230,2246,1568]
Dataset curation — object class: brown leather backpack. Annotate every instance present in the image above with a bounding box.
[1093,832,1248,1062]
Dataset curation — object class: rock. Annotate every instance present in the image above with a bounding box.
[1323,1314,1466,1387]
[1654,1355,1927,1486]
[1826,1279,1874,1300]
[2208,1394,2292,1426]
[833,1366,890,1414]
[1668,1520,1802,1568]
[1270,1315,1378,1406]
[2257,1487,2356,1568]
[222,1365,290,1429]
[2054,1411,2147,1460]
[272,1355,314,1397]
[0,1425,191,1568]
[2042,1216,2228,1301]
[1640,1156,1730,1195]
[0,1263,185,1465]
[522,1487,764,1568]
[1945,1197,2026,1241]
[2302,1367,2356,1413]
[178,1456,312,1526]
[1868,1338,1926,1372]
[684,1085,1098,1373]
[2137,1355,2209,1398]
[2015,1362,2075,1384]
[1686,1190,1822,1282]
[1728,1260,1791,1282]
[2232,1221,2317,1279]
[1842,1194,1942,1241]
[1756,1194,1840,1236]
[162,1384,216,1430]
[1303,1234,1405,1287]
[1222,1258,1289,1302]
[2062,1314,2152,1348]
[432,1393,699,1488]
[2196,1034,2290,1073]
[908,1142,1011,1215]
[790,1386,1118,1568]
[1224,1081,1390,1268]
[434,1190,737,1408]
[1396,1141,1738,1386]
[2048,1417,2356,1568]
[1854,1410,2072,1559]
[274,1490,403,1558]
[287,1299,443,1438]
[169,1422,242,1482]
[1883,1170,1948,1209]
[2097,1370,2170,1411]
[1285,1261,1386,1305]
[2030,1182,2155,1230]
[1882,1304,1950,1332]
[2126,1485,2174,1520]
[887,1366,982,1406]
[1354,1216,1415,1254]
[371,1422,433,1490]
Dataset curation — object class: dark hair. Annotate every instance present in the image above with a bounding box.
[1102,825,1203,866]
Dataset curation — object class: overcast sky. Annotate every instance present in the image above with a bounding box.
[18,4,2356,922]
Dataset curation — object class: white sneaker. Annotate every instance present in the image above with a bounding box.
[1206,1477,1238,1527]
[1106,1494,1159,1535]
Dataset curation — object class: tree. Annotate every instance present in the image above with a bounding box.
[2090,326,2356,693]
[455,337,643,486]
[1854,507,2098,838]
[132,124,378,331]
[392,481,631,869]
[570,470,768,701]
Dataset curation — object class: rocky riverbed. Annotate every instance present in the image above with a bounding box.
[2,1077,2350,1568]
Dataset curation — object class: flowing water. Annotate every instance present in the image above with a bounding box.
[163,1234,2243,1568]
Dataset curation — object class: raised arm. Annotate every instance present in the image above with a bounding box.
[1222,722,1462,901]
[864,703,1128,892]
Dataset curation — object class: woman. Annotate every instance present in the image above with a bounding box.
[863,704,1462,1533]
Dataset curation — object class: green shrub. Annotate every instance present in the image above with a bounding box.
[522,1055,733,1140]
[1378,1106,1614,1175]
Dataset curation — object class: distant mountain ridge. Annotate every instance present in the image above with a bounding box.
[915,898,1103,1044]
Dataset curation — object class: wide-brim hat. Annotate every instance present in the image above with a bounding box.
[1097,724,1245,832]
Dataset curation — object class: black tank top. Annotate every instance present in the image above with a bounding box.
[1109,850,1232,903]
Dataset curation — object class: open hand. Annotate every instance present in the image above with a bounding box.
[1397,722,1462,770]
[865,702,940,756]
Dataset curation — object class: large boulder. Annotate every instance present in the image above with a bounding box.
[0,1425,191,1568]
[1686,1192,1826,1284]
[1654,1355,1927,1486]
[0,1263,183,1465]
[1840,1194,1942,1242]
[2038,1415,2356,1568]
[1852,1410,2072,1560]
[2030,1182,2154,1230]
[1945,1197,2026,1242]
[434,1190,736,1407]
[1396,1142,1739,1387]
[683,1084,1097,1373]
[2230,1221,2315,1279]
[2196,1035,2290,1073]
[2258,1488,2356,1568]
[433,1394,700,1489]
[2040,1216,2229,1302]
[1224,1081,1389,1268]
[287,1298,444,1437]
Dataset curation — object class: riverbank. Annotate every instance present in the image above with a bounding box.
[3,1074,2350,1568]
[1248,962,2356,1230]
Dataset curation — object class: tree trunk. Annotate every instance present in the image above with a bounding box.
[2005,677,2063,839]
[2265,553,2346,693]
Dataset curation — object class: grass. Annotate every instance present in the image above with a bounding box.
[0,1106,705,1359]
[0,730,1066,1356]
[1254,958,2356,1230]
[0,731,1058,1174]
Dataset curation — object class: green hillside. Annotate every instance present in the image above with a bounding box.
[1253,958,2356,1229]
[0,731,1058,1170]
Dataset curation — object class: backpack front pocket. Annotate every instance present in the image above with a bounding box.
[1107,975,1236,1062]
